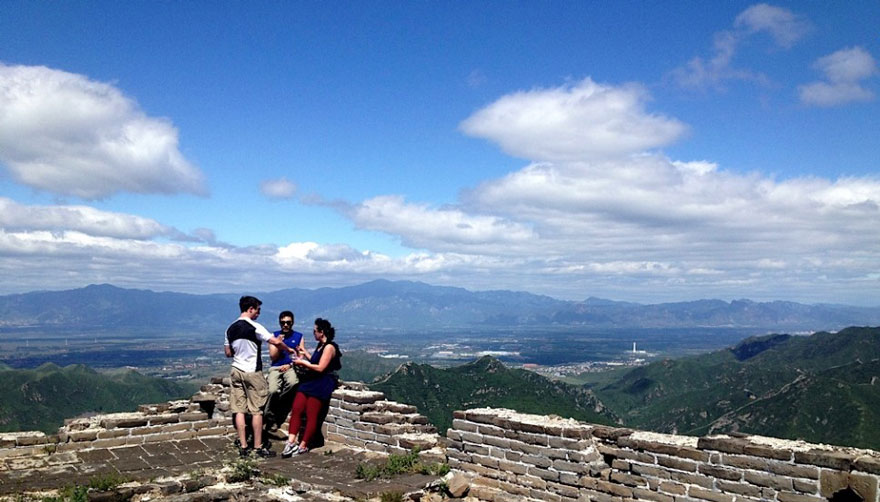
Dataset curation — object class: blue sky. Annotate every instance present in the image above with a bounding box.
[0,2,878,305]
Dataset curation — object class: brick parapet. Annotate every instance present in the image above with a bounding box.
[447,408,880,502]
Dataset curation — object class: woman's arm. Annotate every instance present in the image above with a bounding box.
[294,344,336,372]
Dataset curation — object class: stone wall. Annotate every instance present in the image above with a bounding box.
[446,408,880,502]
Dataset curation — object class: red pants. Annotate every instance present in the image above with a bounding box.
[288,391,325,446]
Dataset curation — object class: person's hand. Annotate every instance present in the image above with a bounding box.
[279,364,290,373]
[294,358,307,367]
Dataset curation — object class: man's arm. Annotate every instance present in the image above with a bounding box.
[224,345,233,358]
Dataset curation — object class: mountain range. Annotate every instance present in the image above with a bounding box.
[376,326,880,450]
[1,281,879,331]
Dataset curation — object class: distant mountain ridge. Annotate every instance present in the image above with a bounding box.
[373,326,880,450]
[0,280,878,331]
[0,364,193,433]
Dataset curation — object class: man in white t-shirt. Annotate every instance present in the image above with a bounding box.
[224,295,295,457]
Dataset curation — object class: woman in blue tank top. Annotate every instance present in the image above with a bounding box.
[282,317,341,456]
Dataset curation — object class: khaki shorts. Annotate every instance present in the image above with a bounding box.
[229,367,269,415]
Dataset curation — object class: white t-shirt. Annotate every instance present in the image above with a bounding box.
[225,316,274,373]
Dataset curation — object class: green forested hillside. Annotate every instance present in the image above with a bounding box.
[0,364,195,433]
[371,356,619,434]
[591,326,880,449]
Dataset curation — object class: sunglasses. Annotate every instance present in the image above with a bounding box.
[280,320,293,325]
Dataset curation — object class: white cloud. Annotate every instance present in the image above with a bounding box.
[0,197,175,239]
[671,4,808,90]
[459,78,687,161]
[0,63,206,199]
[260,177,298,199]
[799,47,877,107]
[349,195,535,253]
[733,3,811,49]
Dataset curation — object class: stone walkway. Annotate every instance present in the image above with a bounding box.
[0,435,443,501]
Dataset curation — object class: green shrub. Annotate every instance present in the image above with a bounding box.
[355,448,450,481]
[379,491,405,502]
[226,456,260,483]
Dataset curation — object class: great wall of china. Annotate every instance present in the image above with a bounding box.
[1,377,878,502]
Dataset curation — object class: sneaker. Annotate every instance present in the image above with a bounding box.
[296,446,309,455]
[255,447,276,458]
[238,447,251,458]
[281,442,299,458]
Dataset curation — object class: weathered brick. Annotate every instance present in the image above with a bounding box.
[697,464,742,481]
[688,487,734,502]
[464,443,490,456]
[148,415,180,425]
[68,430,99,442]
[610,471,648,487]
[743,471,793,491]
[599,445,656,464]
[854,455,880,475]
[776,492,826,502]
[546,479,581,498]
[667,470,714,489]
[529,465,561,482]
[792,478,818,494]
[618,438,709,463]
[592,426,633,440]
[594,479,634,498]
[697,437,746,454]
[611,459,631,471]
[657,481,687,495]
[472,454,500,469]
[548,436,580,450]
[715,480,762,497]
[633,487,674,502]
[498,459,529,475]
[90,437,130,448]
[656,455,697,472]
[523,454,553,468]
[519,473,549,490]
[484,435,512,449]
[719,453,767,470]
[553,459,587,474]
[794,450,854,470]
[743,443,793,461]
[766,460,820,480]
[632,463,671,479]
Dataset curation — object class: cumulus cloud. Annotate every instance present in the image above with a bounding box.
[0,63,206,199]
[798,47,877,106]
[260,177,298,199]
[0,197,175,239]
[671,3,809,89]
[348,195,535,253]
[460,78,686,161]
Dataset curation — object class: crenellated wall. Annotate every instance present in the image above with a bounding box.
[446,408,880,502]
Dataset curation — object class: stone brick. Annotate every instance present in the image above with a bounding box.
[656,455,697,472]
[591,426,633,440]
[464,409,502,425]
[657,481,687,495]
[611,459,631,471]
[610,471,648,487]
[561,425,594,440]
[472,454,500,469]
[743,471,793,491]
[617,438,709,463]
[529,466,561,482]
[90,437,130,449]
[553,459,587,474]
[594,479,634,498]
[452,419,479,432]
[559,472,580,485]
[549,436,580,450]
[519,473,549,490]
[523,454,553,469]
[148,415,180,425]
[776,492,826,502]
[794,450,854,470]
[516,432,551,447]
[792,478,818,494]
[631,463,671,479]
[96,429,130,440]
[478,424,507,437]
[464,443,490,456]
[719,454,767,470]
[103,417,149,428]
[697,437,746,454]
[715,480,762,497]
[687,487,733,502]
[498,459,529,475]
[854,455,880,475]
[667,470,714,489]
[697,464,742,481]
[547,479,581,498]
[766,460,820,480]
[484,435,512,449]
[633,487,675,502]
[742,443,793,461]
[599,445,656,464]
[447,429,462,442]
[68,430,99,442]
[461,431,483,444]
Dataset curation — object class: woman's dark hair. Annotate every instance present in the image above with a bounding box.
[314,318,335,342]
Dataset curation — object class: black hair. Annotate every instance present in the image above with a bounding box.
[314,317,335,342]
[279,310,294,321]
[239,296,262,313]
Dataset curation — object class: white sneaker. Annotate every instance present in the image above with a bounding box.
[281,442,299,458]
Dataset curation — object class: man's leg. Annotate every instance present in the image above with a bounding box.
[263,368,282,429]
[235,413,248,448]
[252,413,263,450]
